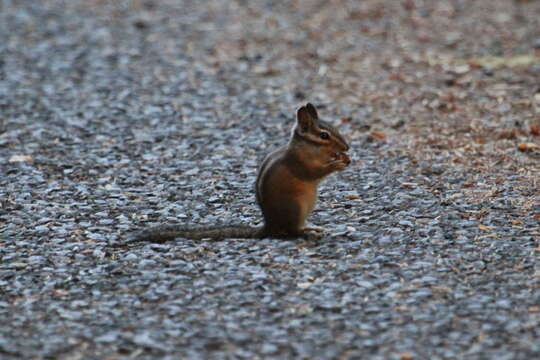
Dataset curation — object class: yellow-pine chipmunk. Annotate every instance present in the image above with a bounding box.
[130,103,350,242]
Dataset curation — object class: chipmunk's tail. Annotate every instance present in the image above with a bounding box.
[128,224,265,243]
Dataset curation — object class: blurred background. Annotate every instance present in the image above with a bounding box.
[2,0,539,170]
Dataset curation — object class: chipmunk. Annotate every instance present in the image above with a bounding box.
[129,103,350,242]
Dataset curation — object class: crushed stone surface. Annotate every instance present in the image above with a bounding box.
[1,1,539,359]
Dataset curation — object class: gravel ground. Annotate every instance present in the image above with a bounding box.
[1,1,539,359]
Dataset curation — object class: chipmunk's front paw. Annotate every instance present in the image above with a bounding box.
[329,152,351,171]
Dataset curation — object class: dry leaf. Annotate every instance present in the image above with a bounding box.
[9,154,33,163]
[530,124,540,136]
[370,131,386,140]
[478,224,491,231]
[400,353,414,360]
[474,136,487,144]
[53,289,69,297]
[469,54,540,69]
[517,143,540,151]
[497,130,518,140]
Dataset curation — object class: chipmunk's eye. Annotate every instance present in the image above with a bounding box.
[319,131,330,140]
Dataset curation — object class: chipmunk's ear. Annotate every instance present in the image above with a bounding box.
[305,103,319,120]
[297,103,317,132]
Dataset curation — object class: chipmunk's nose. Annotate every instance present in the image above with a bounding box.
[342,142,350,152]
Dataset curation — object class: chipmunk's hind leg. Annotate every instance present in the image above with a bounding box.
[262,200,308,238]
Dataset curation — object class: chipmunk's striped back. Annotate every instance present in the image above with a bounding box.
[128,103,350,243]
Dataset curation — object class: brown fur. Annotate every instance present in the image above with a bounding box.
[129,103,350,243]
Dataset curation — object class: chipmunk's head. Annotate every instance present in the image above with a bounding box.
[292,103,350,168]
